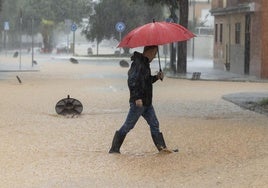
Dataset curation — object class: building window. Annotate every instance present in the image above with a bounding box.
[220,24,223,43]
[235,23,241,44]
[215,24,218,43]
[223,0,227,7]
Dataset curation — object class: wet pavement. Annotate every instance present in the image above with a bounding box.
[1,53,267,82]
[1,54,268,187]
[1,54,268,115]
[53,56,268,83]
[54,56,268,116]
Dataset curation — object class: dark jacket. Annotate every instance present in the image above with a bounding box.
[128,51,158,106]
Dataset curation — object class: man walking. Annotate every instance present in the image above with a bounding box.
[109,45,171,154]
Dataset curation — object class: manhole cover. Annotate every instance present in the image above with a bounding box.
[55,95,83,115]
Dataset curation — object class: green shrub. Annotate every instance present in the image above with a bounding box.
[259,98,268,106]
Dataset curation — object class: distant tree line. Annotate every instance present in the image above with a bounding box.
[83,0,190,73]
[0,0,191,74]
[82,0,164,54]
[0,0,92,52]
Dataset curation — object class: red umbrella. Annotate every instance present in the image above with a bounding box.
[118,21,195,48]
[118,21,195,73]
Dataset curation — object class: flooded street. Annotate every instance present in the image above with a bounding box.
[0,55,268,187]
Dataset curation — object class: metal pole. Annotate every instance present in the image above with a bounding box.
[19,11,22,70]
[73,30,75,56]
[119,32,121,57]
[157,47,163,81]
[67,34,69,54]
[192,0,196,60]
[157,47,162,71]
[31,18,34,67]
[4,30,6,56]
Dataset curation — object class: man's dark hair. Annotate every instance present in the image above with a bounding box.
[143,45,158,52]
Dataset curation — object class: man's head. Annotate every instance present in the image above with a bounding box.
[143,45,158,62]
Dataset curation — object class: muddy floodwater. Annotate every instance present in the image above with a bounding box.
[0,57,268,188]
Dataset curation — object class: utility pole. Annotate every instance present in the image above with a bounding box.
[19,9,22,70]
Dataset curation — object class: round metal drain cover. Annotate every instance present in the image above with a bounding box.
[55,95,83,115]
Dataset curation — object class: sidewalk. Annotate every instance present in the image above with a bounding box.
[222,92,268,116]
[0,54,39,72]
[166,59,268,82]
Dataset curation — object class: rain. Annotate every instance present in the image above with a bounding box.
[0,0,268,187]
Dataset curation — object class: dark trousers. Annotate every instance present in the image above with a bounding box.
[119,103,160,136]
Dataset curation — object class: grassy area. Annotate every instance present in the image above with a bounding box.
[259,98,268,106]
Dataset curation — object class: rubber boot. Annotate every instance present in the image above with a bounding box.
[151,132,167,151]
[109,131,126,154]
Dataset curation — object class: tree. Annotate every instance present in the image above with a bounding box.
[145,0,190,74]
[83,0,164,54]
[0,0,93,52]
[21,0,93,52]
[177,0,189,73]
[0,0,26,49]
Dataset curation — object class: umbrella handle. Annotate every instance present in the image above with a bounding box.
[157,48,163,81]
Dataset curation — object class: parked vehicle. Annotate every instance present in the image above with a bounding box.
[56,43,70,54]
[87,47,93,55]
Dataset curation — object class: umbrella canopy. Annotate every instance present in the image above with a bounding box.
[118,21,195,48]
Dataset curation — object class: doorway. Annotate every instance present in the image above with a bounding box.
[244,14,251,75]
